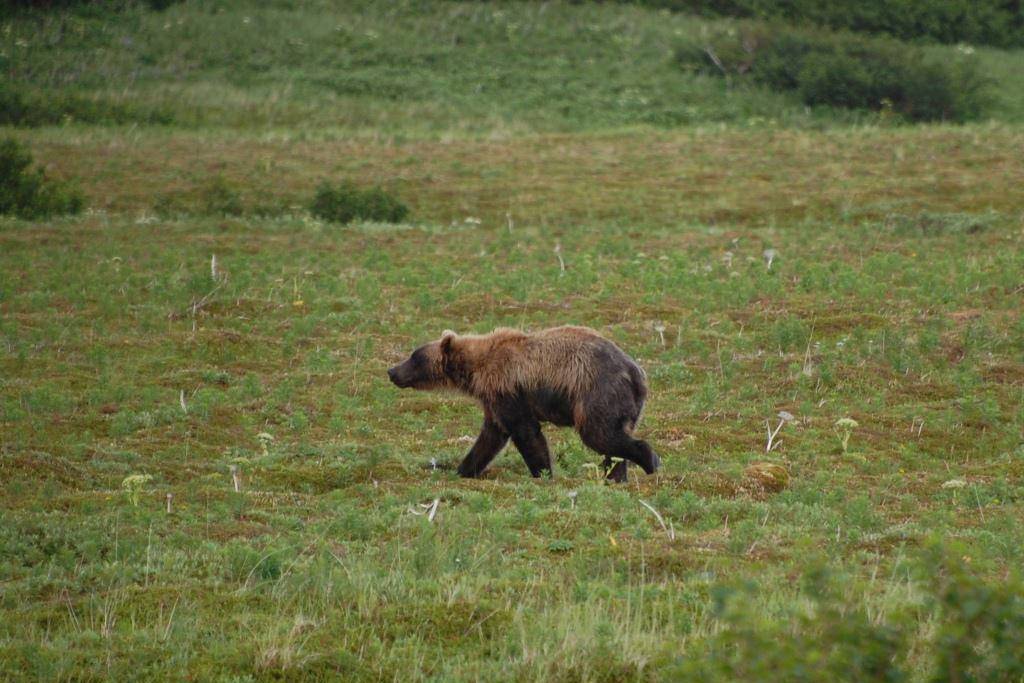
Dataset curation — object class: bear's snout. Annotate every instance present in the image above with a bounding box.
[388,364,410,388]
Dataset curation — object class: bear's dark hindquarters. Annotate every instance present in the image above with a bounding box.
[457,418,510,478]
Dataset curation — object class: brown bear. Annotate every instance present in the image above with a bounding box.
[387,326,659,480]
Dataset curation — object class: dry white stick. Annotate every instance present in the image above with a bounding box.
[166,492,173,514]
[766,412,793,452]
[64,592,81,632]
[554,242,565,275]
[410,498,441,521]
[703,46,728,78]
[230,465,241,493]
[639,500,675,540]
[765,420,777,451]
[161,596,180,641]
[173,279,224,330]
[179,390,187,414]
[211,254,218,281]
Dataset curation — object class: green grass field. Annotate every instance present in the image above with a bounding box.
[2,1,1024,680]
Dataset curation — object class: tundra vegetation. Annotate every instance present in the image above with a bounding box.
[1,1,1023,680]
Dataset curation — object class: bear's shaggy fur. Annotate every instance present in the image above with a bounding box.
[388,326,659,480]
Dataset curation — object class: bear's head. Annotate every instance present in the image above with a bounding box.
[388,331,463,390]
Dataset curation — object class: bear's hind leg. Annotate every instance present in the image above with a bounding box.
[604,457,630,483]
[581,423,660,476]
[457,417,510,478]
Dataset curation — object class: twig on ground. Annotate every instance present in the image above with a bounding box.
[639,499,675,540]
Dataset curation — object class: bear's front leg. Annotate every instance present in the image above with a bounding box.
[491,399,552,478]
[512,423,552,479]
[457,416,510,478]
[508,421,552,478]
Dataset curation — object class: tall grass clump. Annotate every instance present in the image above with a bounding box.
[310,181,409,225]
[0,138,84,219]
[664,555,1024,681]
[931,552,1024,681]
[677,25,990,122]
[664,567,909,680]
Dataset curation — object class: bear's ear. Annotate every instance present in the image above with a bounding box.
[439,332,467,385]
[440,330,457,355]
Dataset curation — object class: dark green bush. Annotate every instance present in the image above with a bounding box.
[0,83,173,127]
[886,211,997,237]
[1,0,183,18]
[620,0,1024,48]
[201,176,244,217]
[677,26,990,122]
[0,138,84,219]
[310,181,410,225]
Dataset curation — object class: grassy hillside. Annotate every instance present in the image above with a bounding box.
[4,0,1024,133]
[2,1,1024,681]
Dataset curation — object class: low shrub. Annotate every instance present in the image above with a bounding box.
[677,25,990,122]
[310,181,409,225]
[0,83,173,127]
[200,176,244,217]
[886,211,997,237]
[152,192,186,218]
[0,138,84,219]
[1,0,183,18]
[616,0,1024,49]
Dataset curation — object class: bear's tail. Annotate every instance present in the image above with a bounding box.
[626,361,648,426]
